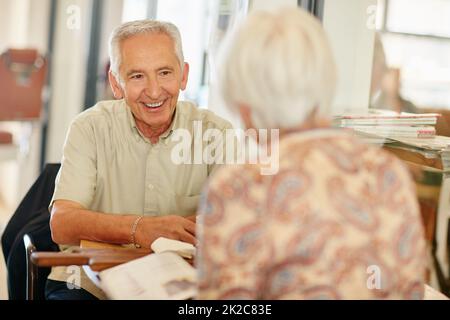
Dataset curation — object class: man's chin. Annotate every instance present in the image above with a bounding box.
[144,114,171,128]
[136,104,176,128]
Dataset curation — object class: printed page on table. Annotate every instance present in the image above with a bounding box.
[99,252,197,300]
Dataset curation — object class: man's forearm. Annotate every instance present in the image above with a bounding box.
[50,200,136,246]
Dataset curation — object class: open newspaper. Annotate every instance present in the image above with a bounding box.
[99,238,197,300]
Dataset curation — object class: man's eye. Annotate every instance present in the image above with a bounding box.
[131,74,143,79]
[160,71,171,76]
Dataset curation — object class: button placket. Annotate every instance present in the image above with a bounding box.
[144,147,158,214]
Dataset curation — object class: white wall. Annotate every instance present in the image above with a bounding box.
[0,1,13,52]
[250,0,296,11]
[99,0,124,65]
[27,0,52,53]
[0,0,29,51]
[0,0,51,301]
[0,0,51,209]
[157,0,208,103]
[45,0,93,163]
[207,0,297,128]
[323,0,377,114]
[0,0,50,52]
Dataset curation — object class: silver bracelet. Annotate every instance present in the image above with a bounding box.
[130,215,144,248]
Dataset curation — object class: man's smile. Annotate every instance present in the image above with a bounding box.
[142,99,167,111]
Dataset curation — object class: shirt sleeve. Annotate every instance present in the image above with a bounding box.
[50,118,97,210]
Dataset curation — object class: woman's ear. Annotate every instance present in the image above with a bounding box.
[308,107,330,128]
[108,71,124,99]
[238,104,254,130]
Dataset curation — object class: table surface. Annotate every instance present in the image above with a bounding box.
[383,144,450,289]
[80,240,141,288]
[80,241,448,300]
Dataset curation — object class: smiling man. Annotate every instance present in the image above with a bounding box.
[46,20,232,300]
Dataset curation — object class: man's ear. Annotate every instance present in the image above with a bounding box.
[180,62,189,91]
[108,71,124,99]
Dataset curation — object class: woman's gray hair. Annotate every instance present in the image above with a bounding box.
[109,20,184,78]
[217,7,337,129]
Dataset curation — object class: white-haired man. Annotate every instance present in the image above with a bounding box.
[196,8,426,299]
[46,20,231,300]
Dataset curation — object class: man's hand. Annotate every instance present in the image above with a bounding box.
[185,214,197,222]
[135,215,196,248]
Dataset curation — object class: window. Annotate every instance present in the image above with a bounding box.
[122,0,152,22]
[386,0,450,38]
[156,0,210,106]
[378,0,450,109]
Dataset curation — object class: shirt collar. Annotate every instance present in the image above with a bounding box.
[124,102,142,143]
[125,100,182,145]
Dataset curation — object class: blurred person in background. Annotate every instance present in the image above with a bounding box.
[370,33,418,113]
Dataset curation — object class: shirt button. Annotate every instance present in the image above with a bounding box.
[148,184,154,190]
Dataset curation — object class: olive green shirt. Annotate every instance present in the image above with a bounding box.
[47,99,232,299]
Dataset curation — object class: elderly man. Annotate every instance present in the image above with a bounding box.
[46,20,231,300]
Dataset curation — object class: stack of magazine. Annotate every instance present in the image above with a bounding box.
[334,109,440,141]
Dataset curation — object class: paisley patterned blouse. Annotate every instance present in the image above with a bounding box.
[196,129,426,299]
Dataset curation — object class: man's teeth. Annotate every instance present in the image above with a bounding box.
[145,101,164,108]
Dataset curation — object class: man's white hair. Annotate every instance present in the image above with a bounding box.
[217,7,337,129]
[109,19,184,78]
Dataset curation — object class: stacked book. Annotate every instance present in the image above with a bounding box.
[333,109,440,140]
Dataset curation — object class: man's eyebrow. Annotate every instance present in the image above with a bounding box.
[126,69,144,77]
[125,66,174,76]
[157,66,174,71]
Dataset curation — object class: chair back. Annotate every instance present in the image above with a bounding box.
[1,163,60,300]
[23,234,37,300]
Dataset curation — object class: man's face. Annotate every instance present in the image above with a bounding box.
[112,33,189,131]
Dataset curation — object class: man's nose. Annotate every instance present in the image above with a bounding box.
[145,77,162,99]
